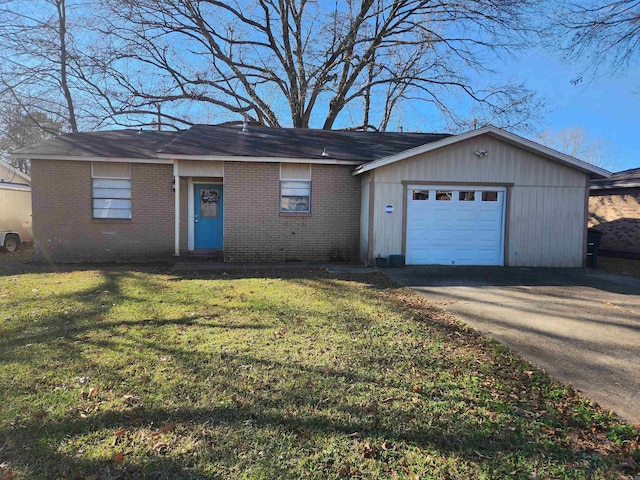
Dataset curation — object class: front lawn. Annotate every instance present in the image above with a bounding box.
[0,265,638,479]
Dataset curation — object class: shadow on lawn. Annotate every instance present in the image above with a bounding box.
[1,267,636,479]
[2,330,560,480]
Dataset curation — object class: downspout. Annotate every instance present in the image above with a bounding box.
[174,162,180,256]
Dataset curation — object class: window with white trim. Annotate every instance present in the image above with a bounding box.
[280,163,311,213]
[91,162,131,219]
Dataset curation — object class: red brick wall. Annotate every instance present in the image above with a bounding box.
[589,190,640,254]
[223,162,361,262]
[31,160,175,261]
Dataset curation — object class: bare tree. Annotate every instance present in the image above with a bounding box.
[0,0,84,132]
[99,0,544,131]
[536,126,618,169]
[553,1,640,84]
[0,105,63,173]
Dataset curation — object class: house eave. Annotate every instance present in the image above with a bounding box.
[352,125,612,179]
[0,159,31,183]
[10,153,174,164]
[154,153,363,165]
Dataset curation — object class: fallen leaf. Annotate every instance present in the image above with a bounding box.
[381,396,402,403]
[1,473,13,480]
[114,428,127,438]
[361,440,376,459]
[0,440,14,454]
[140,375,150,383]
[336,463,349,476]
[32,410,47,420]
[411,385,423,394]
[154,442,169,453]
[113,452,124,463]
[365,401,378,414]
[88,386,99,398]
[150,424,174,437]
[621,457,637,469]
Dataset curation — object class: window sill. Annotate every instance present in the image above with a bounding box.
[279,212,312,217]
[91,218,132,223]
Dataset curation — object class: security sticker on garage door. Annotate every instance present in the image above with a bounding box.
[385,204,394,214]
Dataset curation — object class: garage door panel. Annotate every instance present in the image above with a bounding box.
[406,185,505,266]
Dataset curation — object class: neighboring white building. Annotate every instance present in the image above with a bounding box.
[0,159,32,251]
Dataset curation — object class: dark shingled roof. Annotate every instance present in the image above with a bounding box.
[12,124,451,162]
[12,130,181,159]
[591,167,640,190]
[158,124,451,161]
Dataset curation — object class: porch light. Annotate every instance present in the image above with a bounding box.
[171,177,176,191]
[474,150,488,158]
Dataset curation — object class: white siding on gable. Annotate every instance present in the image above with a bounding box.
[374,136,586,187]
[367,133,589,267]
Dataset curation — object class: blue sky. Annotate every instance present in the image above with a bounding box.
[498,48,640,172]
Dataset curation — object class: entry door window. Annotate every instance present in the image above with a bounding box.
[200,188,219,218]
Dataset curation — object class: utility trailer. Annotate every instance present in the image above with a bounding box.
[0,182,32,252]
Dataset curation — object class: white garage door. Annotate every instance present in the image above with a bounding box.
[406,185,506,265]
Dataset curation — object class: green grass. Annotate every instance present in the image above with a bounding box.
[0,264,638,479]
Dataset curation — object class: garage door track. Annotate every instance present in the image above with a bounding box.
[384,266,640,424]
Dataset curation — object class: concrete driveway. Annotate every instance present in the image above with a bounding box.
[383,266,640,424]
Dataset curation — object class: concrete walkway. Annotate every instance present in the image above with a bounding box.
[383,266,640,424]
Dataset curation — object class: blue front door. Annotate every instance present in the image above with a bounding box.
[195,184,223,250]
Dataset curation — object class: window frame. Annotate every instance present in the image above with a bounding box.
[279,163,312,214]
[91,163,132,219]
[279,179,312,213]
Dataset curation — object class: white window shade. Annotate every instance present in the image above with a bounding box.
[92,162,131,219]
[280,163,311,213]
[280,181,311,212]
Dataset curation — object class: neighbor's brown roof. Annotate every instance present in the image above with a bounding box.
[591,167,640,190]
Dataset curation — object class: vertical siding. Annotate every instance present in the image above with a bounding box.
[507,186,586,266]
[360,175,370,263]
[368,134,590,267]
[372,182,404,257]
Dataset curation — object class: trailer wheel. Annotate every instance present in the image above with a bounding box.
[3,234,20,253]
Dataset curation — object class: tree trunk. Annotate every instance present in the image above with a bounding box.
[57,0,78,133]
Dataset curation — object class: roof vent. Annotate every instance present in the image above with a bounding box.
[321,148,330,157]
[242,115,249,132]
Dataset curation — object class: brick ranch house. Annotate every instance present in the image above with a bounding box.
[12,124,609,266]
[589,168,640,259]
